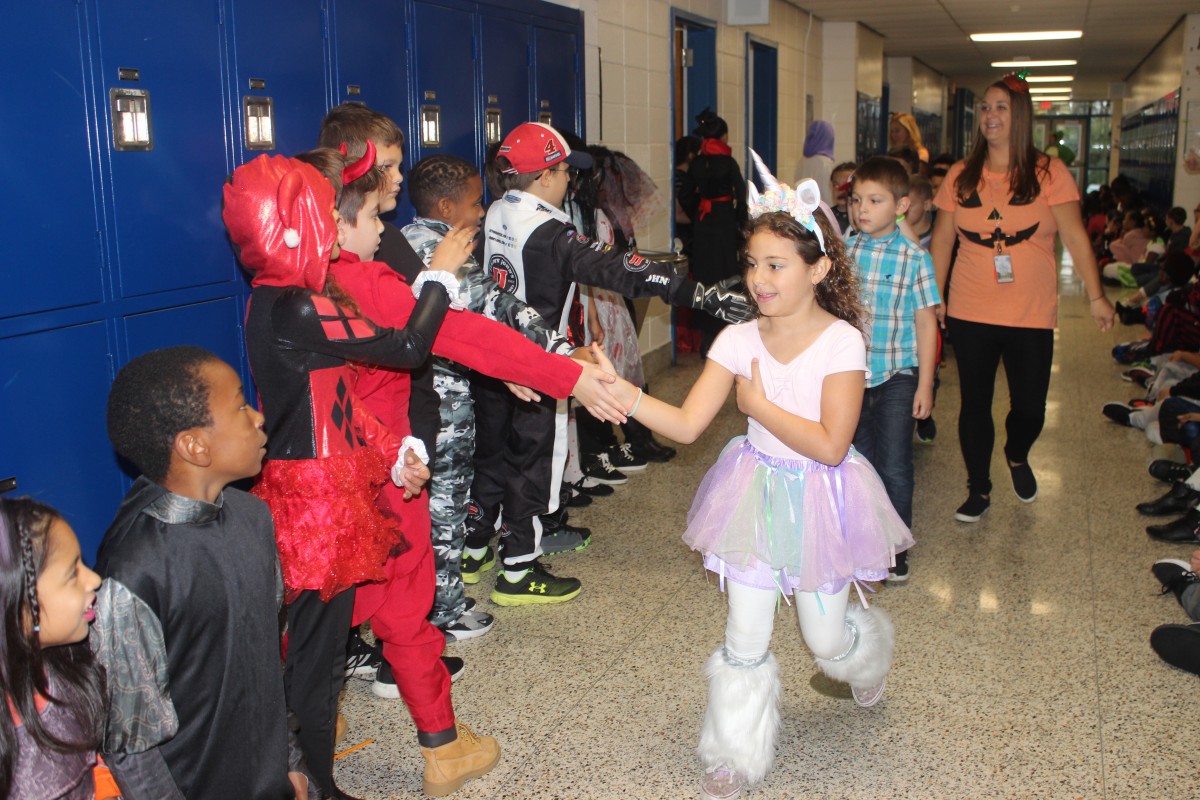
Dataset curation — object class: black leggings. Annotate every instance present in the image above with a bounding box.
[947,317,1054,496]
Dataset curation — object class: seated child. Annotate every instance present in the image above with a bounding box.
[95,346,305,799]
[0,497,104,800]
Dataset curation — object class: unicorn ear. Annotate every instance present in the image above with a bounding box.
[746,179,762,209]
[794,179,822,215]
[748,149,781,195]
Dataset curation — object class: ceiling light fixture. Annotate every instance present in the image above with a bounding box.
[1033,96,1072,102]
[1028,87,1073,94]
[971,31,1082,42]
[1024,75,1075,83]
[991,59,1078,68]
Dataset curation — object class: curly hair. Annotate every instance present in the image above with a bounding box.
[107,346,216,482]
[0,498,103,797]
[408,154,479,218]
[742,211,865,332]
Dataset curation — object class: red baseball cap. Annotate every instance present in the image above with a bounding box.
[498,122,593,174]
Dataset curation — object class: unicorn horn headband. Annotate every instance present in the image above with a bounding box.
[339,139,377,185]
[745,149,826,254]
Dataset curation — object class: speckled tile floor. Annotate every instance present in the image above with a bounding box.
[332,267,1195,799]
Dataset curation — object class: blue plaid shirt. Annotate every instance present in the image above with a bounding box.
[846,228,940,388]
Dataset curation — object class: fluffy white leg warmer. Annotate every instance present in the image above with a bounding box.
[697,647,781,786]
[813,604,895,690]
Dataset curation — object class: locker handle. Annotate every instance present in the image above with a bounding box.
[0,477,15,495]
[110,88,153,151]
[244,97,275,150]
[485,108,502,145]
[538,111,552,126]
[420,105,441,147]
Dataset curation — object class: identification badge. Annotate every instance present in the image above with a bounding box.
[994,253,1014,284]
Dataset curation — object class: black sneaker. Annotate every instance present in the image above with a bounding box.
[886,560,910,583]
[372,656,463,699]
[540,523,592,556]
[628,437,676,462]
[582,453,628,485]
[570,477,615,497]
[1136,482,1199,516]
[955,493,990,523]
[461,545,496,585]
[1102,402,1134,426]
[1008,461,1037,503]
[914,416,937,444]
[1149,623,1200,676]
[561,484,592,508]
[345,631,382,678]
[490,560,582,606]
[1151,558,1200,605]
[608,443,649,472]
[1149,459,1195,484]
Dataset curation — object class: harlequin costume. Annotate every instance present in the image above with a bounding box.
[223,154,458,796]
[326,249,580,738]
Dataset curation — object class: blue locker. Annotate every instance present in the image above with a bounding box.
[121,297,246,368]
[228,0,329,160]
[0,2,105,320]
[0,323,122,560]
[533,26,579,136]
[479,13,532,168]
[95,1,234,299]
[410,1,478,165]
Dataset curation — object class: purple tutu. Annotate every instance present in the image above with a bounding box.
[683,437,913,595]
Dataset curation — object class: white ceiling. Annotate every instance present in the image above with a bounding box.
[787,0,1193,100]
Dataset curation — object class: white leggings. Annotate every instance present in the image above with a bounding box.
[724,581,853,663]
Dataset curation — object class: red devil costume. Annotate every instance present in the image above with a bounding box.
[223,154,455,797]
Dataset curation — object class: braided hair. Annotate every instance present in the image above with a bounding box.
[0,498,103,796]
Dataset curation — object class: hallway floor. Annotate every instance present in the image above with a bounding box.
[335,268,1193,799]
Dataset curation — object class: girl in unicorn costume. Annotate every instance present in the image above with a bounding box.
[597,153,912,799]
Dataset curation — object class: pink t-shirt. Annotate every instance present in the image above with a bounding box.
[934,157,1080,329]
[707,319,867,460]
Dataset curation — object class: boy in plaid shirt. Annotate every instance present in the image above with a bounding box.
[847,156,940,582]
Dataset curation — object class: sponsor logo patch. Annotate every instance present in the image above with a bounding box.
[623,252,649,272]
[488,254,519,293]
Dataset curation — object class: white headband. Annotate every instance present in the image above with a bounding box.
[745,149,826,254]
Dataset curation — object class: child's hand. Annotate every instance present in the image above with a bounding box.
[1190,548,1200,574]
[589,315,606,346]
[392,447,431,499]
[734,359,766,415]
[504,381,541,403]
[429,226,479,273]
[1177,412,1200,426]
[912,385,934,419]
[572,363,626,424]
[288,771,308,800]
[590,342,618,377]
[570,346,597,364]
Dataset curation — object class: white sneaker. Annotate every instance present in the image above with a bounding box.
[441,608,495,642]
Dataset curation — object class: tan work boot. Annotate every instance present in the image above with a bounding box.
[420,721,500,796]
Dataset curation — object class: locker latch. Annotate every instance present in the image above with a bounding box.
[110,88,153,151]
[244,96,275,150]
[486,108,502,145]
[420,105,441,147]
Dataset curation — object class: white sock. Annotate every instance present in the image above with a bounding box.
[464,546,488,559]
[503,568,531,582]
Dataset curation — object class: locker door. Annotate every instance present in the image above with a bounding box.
[330,0,410,117]
[121,297,246,368]
[229,0,329,160]
[95,1,234,299]
[532,26,579,135]
[479,13,532,173]
[410,1,478,164]
[0,323,121,560]
[0,2,104,319]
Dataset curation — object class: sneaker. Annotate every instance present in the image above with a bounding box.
[1152,558,1200,604]
[1102,402,1134,426]
[699,765,745,800]
[570,476,615,497]
[1149,459,1195,484]
[1008,461,1037,503]
[608,443,648,472]
[345,631,382,678]
[1150,622,1200,676]
[442,608,495,642]
[955,493,990,522]
[582,452,628,485]
[460,546,495,586]
[1122,366,1154,386]
[628,437,676,462]
[560,484,592,508]
[914,416,937,444]
[886,560,910,583]
[490,560,582,606]
[851,677,886,708]
[540,524,592,556]
[372,656,464,699]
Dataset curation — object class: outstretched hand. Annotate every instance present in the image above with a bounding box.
[504,381,541,403]
[429,226,479,273]
[571,344,626,423]
[734,358,766,416]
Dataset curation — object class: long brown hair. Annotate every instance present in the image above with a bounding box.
[954,77,1049,205]
[742,211,865,332]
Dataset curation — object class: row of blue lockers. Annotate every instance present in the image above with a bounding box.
[0,0,583,558]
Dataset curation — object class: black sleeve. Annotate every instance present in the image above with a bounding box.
[678,167,700,221]
[1171,373,1200,399]
[546,226,691,304]
[271,283,450,369]
[731,159,749,229]
[377,222,427,283]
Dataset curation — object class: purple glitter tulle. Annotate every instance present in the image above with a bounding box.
[683,437,913,595]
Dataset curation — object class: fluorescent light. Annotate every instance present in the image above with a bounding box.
[971,31,1082,42]
[1034,96,1072,102]
[1028,87,1073,94]
[991,59,1078,68]
[1025,75,1075,83]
